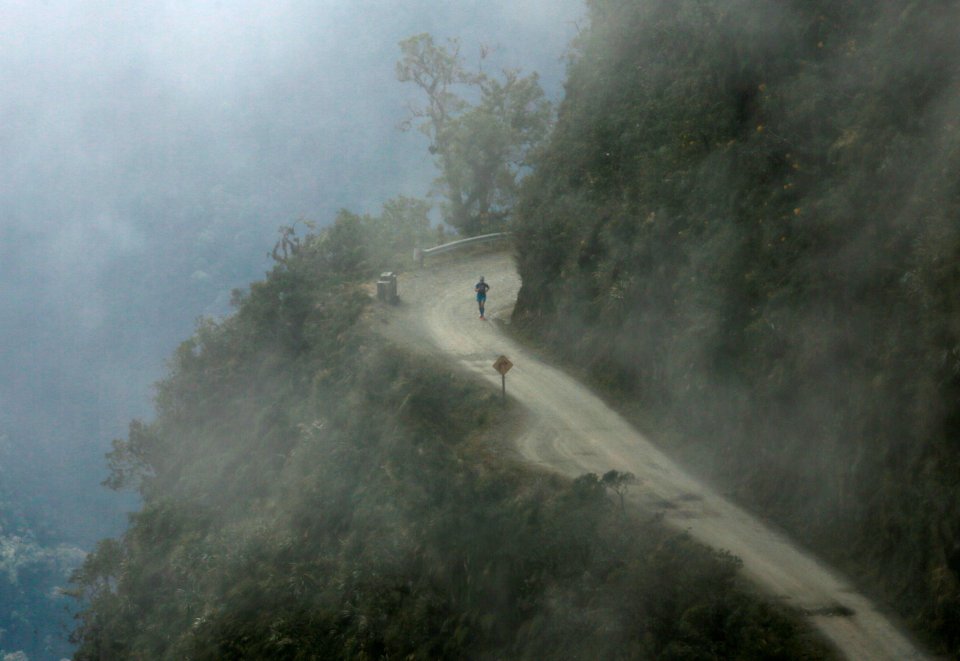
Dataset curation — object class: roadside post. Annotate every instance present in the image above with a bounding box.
[493,355,513,405]
[377,272,398,304]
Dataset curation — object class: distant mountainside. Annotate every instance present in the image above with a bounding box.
[0,493,84,660]
[513,0,960,654]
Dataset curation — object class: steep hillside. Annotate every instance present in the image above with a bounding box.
[69,217,833,659]
[513,0,960,653]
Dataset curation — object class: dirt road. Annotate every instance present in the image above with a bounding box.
[389,250,929,661]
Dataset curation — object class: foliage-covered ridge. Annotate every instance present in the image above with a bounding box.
[70,211,832,658]
[512,0,960,653]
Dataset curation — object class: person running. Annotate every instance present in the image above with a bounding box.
[475,276,490,319]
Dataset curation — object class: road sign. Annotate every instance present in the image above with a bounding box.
[493,355,512,405]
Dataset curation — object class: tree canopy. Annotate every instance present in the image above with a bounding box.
[398,34,552,236]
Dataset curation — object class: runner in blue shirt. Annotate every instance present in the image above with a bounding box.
[475,276,490,320]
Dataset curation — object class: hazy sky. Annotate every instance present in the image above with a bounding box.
[0,1,585,546]
[1,0,582,277]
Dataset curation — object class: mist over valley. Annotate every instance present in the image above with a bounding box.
[3,1,959,660]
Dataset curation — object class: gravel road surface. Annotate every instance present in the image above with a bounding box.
[383,249,930,661]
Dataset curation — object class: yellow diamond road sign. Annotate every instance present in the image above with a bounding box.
[493,355,513,376]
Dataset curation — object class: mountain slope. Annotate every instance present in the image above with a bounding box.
[512,0,960,654]
[69,225,833,660]
[393,248,926,660]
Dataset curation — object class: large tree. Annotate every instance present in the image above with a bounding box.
[397,34,551,236]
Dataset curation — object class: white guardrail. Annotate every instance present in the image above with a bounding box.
[414,232,510,265]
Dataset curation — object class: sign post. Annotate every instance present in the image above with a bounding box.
[492,355,513,405]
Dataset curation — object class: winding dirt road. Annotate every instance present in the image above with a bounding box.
[388,249,930,661]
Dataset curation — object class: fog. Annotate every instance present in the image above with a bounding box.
[0,1,582,652]
[8,1,957,658]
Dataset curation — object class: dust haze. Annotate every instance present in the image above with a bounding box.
[0,2,582,657]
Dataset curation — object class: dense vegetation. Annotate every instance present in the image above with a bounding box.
[513,0,960,653]
[69,205,832,658]
[397,34,552,236]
